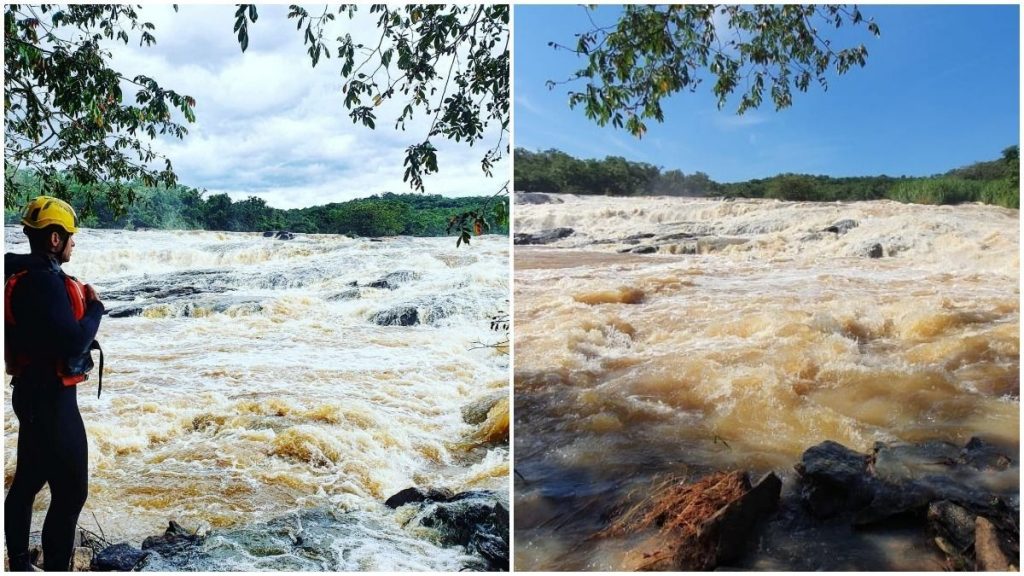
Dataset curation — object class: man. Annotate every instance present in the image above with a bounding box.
[4,196,104,571]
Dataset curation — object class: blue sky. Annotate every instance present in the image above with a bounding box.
[515,5,1020,182]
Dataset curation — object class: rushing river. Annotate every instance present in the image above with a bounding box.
[4,227,509,570]
[513,194,1019,571]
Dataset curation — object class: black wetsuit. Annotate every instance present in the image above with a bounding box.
[4,253,104,571]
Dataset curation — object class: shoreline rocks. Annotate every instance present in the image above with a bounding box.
[598,436,1017,571]
[513,227,574,245]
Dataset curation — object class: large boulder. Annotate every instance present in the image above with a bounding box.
[795,440,876,519]
[415,491,509,572]
[795,438,1019,568]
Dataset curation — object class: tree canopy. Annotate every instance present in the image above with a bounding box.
[5,169,510,237]
[549,4,880,137]
[4,4,508,225]
[235,4,509,193]
[4,4,195,213]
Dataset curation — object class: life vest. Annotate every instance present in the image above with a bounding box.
[4,270,103,397]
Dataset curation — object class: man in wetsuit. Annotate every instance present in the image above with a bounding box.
[4,196,104,571]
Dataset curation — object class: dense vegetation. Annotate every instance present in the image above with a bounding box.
[5,173,508,237]
[514,146,1020,209]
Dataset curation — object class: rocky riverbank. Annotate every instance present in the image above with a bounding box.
[70,487,507,572]
[594,437,1018,571]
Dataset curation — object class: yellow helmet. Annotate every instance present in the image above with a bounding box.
[21,196,79,234]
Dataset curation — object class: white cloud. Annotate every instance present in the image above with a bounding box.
[98,4,507,208]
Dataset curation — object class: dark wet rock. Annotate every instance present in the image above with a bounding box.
[623,233,657,243]
[108,305,145,318]
[93,543,151,571]
[326,289,360,301]
[371,306,419,326]
[928,500,976,553]
[262,231,276,238]
[369,238,384,242]
[104,283,229,302]
[384,487,456,509]
[461,391,508,425]
[795,440,875,519]
[415,490,509,571]
[824,219,858,235]
[704,472,783,567]
[275,231,295,240]
[346,280,358,287]
[515,192,563,205]
[618,245,658,254]
[141,521,203,559]
[657,232,696,242]
[108,297,263,319]
[797,438,1020,544]
[513,227,574,246]
[368,270,420,290]
[960,437,1013,471]
[867,243,884,258]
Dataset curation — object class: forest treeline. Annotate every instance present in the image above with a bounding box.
[514,146,1020,208]
[5,174,508,237]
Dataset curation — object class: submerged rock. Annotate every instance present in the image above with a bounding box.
[513,227,574,245]
[867,243,884,258]
[823,219,858,235]
[326,288,360,301]
[368,270,420,290]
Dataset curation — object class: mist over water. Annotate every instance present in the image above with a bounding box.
[513,195,1018,570]
[4,227,509,569]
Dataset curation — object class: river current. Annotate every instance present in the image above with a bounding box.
[513,194,1018,570]
[3,227,509,570]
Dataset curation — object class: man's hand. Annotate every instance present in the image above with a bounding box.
[83,284,100,303]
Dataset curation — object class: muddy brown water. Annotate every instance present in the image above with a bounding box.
[513,196,1018,570]
[4,228,509,570]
